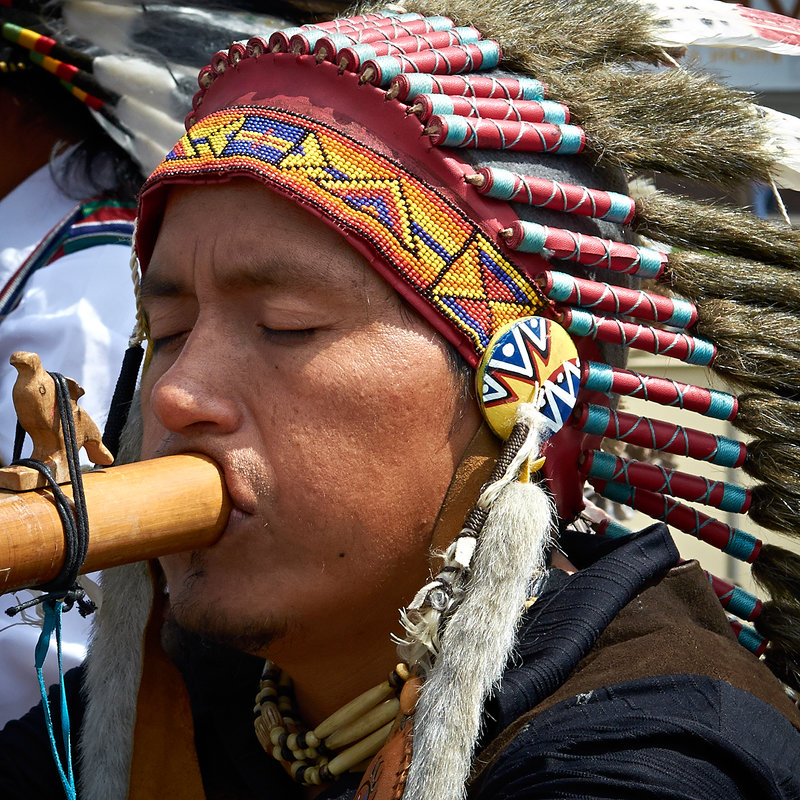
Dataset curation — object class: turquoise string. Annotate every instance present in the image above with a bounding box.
[34,598,77,800]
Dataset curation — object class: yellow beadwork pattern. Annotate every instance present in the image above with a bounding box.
[146,106,545,362]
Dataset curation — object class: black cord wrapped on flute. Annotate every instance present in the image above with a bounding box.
[6,372,94,618]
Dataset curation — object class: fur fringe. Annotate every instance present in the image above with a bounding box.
[665,251,800,311]
[755,601,800,693]
[634,190,800,270]
[552,66,775,186]
[749,485,800,538]
[79,396,150,800]
[399,0,670,72]
[744,440,800,488]
[736,394,800,443]
[695,300,800,393]
[402,414,554,800]
[752,544,800,604]
[79,563,153,800]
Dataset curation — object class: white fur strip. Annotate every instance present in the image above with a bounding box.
[79,562,153,800]
[402,466,554,799]
[478,403,547,508]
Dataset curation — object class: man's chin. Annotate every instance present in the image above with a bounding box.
[165,590,287,657]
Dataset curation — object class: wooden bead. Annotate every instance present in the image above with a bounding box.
[255,686,275,703]
[305,731,320,748]
[290,761,306,778]
[305,766,321,785]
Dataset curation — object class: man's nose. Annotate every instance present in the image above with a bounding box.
[148,333,242,436]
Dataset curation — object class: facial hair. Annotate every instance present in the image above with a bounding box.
[166,549,288,656]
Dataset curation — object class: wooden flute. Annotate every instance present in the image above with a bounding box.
[0,454,230,595]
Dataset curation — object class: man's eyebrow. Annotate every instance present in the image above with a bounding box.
[139,255,327,299]
[138,273,185,301]
[218,255,322,291]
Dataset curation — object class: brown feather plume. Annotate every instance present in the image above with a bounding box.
[635,191,800,270]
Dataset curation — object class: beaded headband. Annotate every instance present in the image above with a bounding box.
[139,99,547,365]
[136,2,800,709]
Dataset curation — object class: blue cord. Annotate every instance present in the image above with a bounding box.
[34,598,77,800]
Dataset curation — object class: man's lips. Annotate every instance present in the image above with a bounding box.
[221,475,259,517]
[226,506,252,527]
[148,439,262,518]
[210,505,250,547]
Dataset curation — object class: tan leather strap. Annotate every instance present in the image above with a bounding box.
[429,423,500,554]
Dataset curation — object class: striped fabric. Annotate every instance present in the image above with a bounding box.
[0,199,136,318]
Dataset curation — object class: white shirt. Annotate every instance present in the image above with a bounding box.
[0,162,79,291]
[0,161,137,726]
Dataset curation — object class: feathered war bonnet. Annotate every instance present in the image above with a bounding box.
[133,1,800,798]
